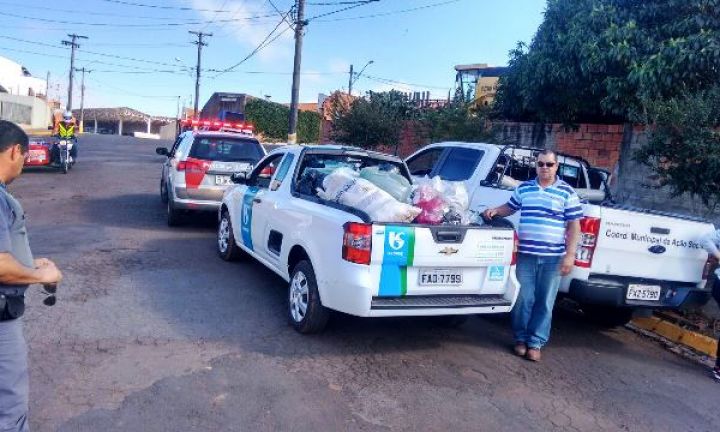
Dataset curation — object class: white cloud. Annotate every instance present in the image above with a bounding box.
[190,0,294,63]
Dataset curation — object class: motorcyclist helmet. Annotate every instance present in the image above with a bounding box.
[63,111,73,121]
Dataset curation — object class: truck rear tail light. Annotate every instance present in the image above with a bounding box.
[575,217,601,268]
[343,222,372,265]
[702,256,717,281]
[177,157,210,189]
[511,231,519,266]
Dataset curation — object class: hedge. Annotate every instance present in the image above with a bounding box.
[244,97,321,143]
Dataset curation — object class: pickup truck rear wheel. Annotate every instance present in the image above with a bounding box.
[582,305,634,327]
[217,210,243,261]
[432,315,468,328]
[289,260,329,334]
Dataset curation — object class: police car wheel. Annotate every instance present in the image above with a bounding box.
[160,181,168,204]
[166,193,182,226]
[217,210,242,261]
[288,260,329,334]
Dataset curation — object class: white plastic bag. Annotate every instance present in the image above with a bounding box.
[318,168,421,223]
[359,166,412,202]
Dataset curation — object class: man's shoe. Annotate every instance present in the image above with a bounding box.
[513,343,527,357]
[526,348,541,362]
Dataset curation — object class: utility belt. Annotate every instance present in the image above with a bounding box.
[0,293,24,321]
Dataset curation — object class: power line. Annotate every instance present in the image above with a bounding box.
[212,11,293,79]
[0,11,279,28]
[363,74,451,91]
[0,46,68,59]
[100,0,236,13]
[306,0,379,21]
[87,76,180,99]
[0,1,236,21]
[313,0,460,22]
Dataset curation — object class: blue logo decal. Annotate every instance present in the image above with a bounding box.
[648,245,666,255]
[241,187,259,250]
[378,226,415,297]
[488,265,505,281]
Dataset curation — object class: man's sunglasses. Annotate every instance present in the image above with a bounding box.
[42,284,57,306]
[536,162,556,168]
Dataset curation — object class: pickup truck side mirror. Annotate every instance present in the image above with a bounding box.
[155,147,169,156]
[231,172,248,185]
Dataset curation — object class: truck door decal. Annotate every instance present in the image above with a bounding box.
[241,187,260,250]
[378,226,416,297]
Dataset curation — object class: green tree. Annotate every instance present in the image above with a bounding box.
[420,103,493,143]
[494,0,720,124]
[634,87,720,212]
[245,98,320,143]
[332,90,417,149]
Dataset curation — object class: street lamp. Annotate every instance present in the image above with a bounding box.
[349,60,374,95]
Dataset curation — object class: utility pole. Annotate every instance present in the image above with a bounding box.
[45,71,50,99]
[288,0,306,144]
[189,31,212,117]
[73,67,92,133]
[348,64,354,95]
[62,33,88,111]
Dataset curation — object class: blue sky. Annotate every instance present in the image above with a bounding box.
[0,0,546,117]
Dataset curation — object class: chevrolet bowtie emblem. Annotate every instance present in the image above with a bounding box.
[439,247,459,256]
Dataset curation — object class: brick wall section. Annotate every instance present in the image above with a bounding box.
[493,122,624,171]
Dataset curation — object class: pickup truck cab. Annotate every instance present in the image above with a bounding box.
[218,145,520,333]
[406,142,716,326]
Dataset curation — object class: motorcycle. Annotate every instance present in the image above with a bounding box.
[57,139,75,174]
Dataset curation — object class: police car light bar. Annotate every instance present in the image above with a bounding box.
[181,118,255,134]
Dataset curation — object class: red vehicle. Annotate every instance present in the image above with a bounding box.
[24,137,74,173]
[24,138,55,167]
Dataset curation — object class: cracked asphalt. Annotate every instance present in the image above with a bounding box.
[9,135,720,431]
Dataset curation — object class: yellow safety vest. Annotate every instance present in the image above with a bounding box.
[58,122,75,139]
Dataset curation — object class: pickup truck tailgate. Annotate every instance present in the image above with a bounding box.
[593,206,714,283]
[370,225,516,297]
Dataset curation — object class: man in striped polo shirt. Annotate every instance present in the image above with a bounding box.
[484,150,582,361]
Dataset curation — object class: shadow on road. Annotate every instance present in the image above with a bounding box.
[132,234,639,363]
[77,193,218,230]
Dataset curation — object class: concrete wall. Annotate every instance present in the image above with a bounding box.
[0,93,51,129]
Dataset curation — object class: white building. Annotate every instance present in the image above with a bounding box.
[0,56,47,97]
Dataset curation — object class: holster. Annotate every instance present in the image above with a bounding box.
[0,294,24,321]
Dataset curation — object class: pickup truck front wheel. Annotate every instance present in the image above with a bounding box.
[289,260,329,334]
[217,210,243,261]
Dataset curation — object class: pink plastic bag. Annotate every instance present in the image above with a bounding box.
[412,184,445,224]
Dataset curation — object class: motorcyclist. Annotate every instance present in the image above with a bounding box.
[53,111,78,163]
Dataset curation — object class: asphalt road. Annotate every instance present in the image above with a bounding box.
[10,135,720,431]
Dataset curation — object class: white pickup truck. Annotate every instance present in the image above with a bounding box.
[406,142,716,326]
[217,145,520,333]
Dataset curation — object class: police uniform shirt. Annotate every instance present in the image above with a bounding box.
[0,184,34,298]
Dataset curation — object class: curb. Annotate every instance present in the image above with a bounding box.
[631,316,717,359]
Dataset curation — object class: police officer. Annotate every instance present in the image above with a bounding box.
[54,111,78,163]
[0,121,63,432]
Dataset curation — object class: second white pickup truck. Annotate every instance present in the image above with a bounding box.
[217,145,519,333]
[406,142,716,326]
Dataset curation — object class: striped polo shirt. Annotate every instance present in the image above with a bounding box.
[507,178,584,256]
